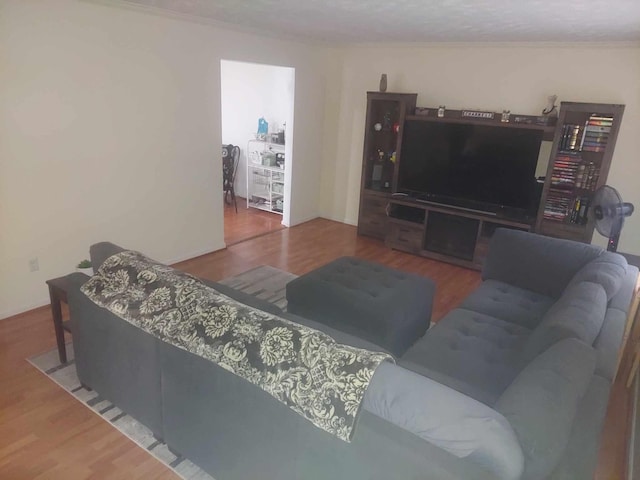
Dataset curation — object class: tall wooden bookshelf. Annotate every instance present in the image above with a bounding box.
[357,92,417,240]
[535,102,625,243]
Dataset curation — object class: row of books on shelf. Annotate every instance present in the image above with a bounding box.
[550,154,600,191]
[543,192,590,224]
[558,114,613,153]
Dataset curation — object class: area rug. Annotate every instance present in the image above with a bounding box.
[27,265,297,480]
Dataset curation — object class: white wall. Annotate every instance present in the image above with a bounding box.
[319,44,640,254]
[0,0,329,318]
[221,61,293,200]
[4,3,637,319]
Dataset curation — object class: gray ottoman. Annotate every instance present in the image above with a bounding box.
[286,257,435,356]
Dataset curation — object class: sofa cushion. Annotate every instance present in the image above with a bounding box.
[522,282,607,363]
[365,362,524,480]
[494,339,596,480]
[460,280,555,330]
[401,309,531,403]
[398,359,497,407]
[567,252,628,301]
[482,229,603,299]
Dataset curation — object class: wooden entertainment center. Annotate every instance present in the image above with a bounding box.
[357,92,625,269]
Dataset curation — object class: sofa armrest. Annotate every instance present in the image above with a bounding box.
[495,338,596,480]
[65,271,90,292]
[364,362,524,480]
[482,229,602,298]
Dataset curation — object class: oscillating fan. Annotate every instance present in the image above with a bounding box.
[591,185,634,252]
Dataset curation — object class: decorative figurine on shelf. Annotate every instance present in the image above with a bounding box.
[393,123,400,133]
[542,95,558,117]
[379,74,387,92]
[390,151,397,163]
[438,106,446,118]
[256,117,268,140]
[378,150,385,162]
[374,122,382,131]
[383,112,392,130]
[501,110,511,123]
[536,95,559,126]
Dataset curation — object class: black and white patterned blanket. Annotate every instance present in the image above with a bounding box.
[80,251,392,442]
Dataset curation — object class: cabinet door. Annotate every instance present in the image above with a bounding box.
[535,102,624,243]
[358,193,389,240]
[361,93,417,194]
[387,220,424,254]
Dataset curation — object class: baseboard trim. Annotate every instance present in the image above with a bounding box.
[1,245,225,321]
[164,245,224,266]
[288,213,320,227]
[318,213,357,226]
[0,298,50,321]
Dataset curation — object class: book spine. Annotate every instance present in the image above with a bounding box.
[578,120,589,151]
[578,197,590,224]
[568,125,580,150]
[585,125,611,133]
[575,164,586,188]
[570,197,581,223]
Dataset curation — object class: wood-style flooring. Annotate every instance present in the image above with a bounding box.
[0,218,634,479]
[224,196,285,246]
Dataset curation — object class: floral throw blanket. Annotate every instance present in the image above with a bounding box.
[80,251,392,442]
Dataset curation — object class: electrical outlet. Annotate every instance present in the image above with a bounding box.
[29,257,39,272]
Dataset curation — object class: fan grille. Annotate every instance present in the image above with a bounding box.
[591,186,622,237]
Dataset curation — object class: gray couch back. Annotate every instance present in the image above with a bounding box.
[73,238,636,480]
[75,242,507,479]
[483,229,603,298]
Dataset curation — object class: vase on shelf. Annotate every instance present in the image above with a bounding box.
[379,74,387,92]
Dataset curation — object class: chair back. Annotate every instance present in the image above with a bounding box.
[222,144,240,191]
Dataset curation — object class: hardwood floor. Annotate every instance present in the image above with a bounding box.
[0,306,177,479]
[223,196,285,246]
[0,218,633,479]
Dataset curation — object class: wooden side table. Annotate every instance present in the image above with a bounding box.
[46,276,72,363]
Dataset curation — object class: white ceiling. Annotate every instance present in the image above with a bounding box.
[114,0,640,44]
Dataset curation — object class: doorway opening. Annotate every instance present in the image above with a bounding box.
[220,60,295,246]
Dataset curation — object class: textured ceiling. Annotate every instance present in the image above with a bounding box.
[114,0,640,43]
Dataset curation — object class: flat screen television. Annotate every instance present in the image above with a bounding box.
[398,120,543,217]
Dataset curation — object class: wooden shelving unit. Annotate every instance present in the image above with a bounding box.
[535,102,625,243]
[385,198,531,270]
[357,96,626,268]
[406,108,556,141]
[357,92,417,240]
[246,139,286,215]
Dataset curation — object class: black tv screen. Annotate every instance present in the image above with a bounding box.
[398,120,543,215]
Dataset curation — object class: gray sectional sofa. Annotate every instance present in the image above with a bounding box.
[66,229,638,480]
